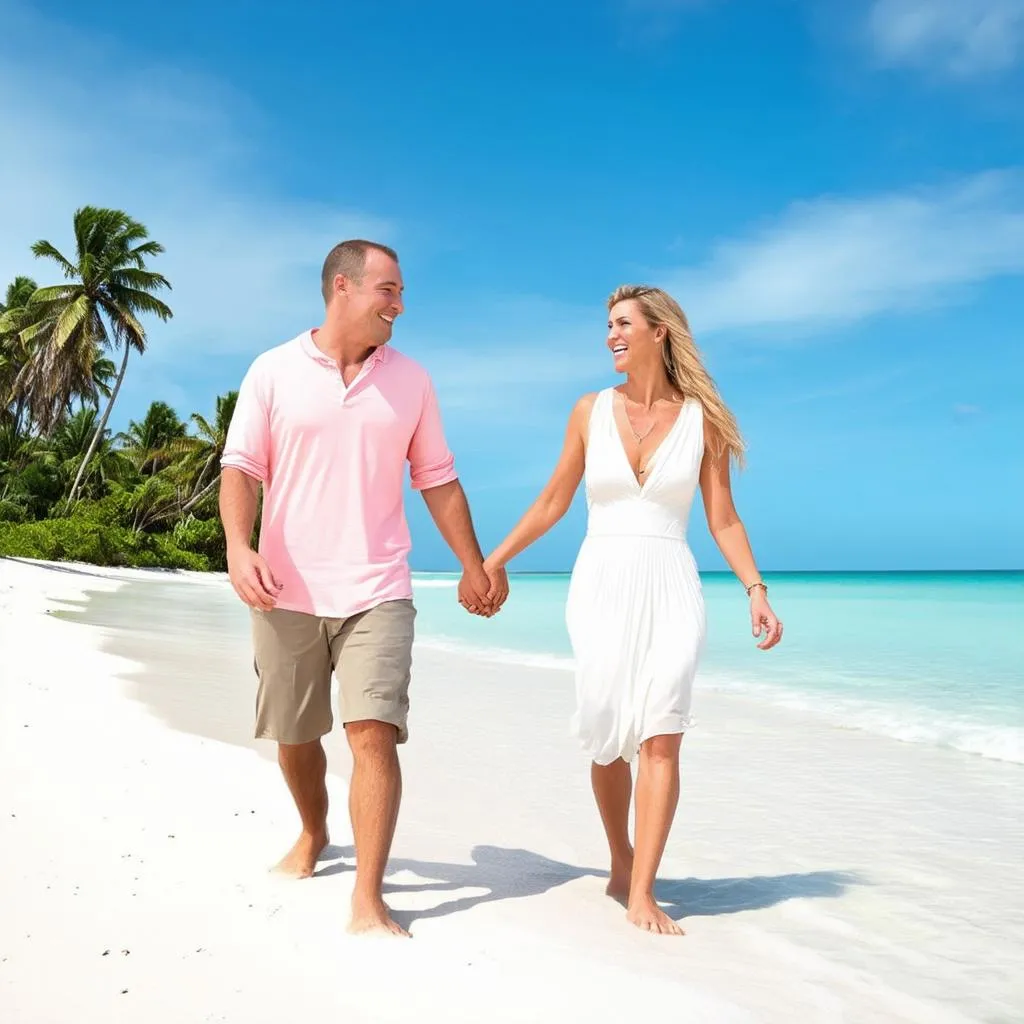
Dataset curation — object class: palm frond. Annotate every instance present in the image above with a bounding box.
[130,239,166,260]
[30,241,77,279]
[18,313,57,347]
[103,305,147,351]
[109,268,172,293]
[51,295,93,353]
[2,276,39,310]
[28,284,78,305]
[106,287,173,321]
[189,413,216,440]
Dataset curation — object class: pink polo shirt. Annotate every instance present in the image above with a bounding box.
[221,329,458,618]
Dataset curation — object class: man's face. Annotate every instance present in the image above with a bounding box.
[335,249,405,347]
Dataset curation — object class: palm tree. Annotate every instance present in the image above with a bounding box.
[23,206,172,505]
[37,407,133,500]
[0,276,39,431]
[119,400,187,476]
[0,418,38,510]
[78,351,118,416]
[123,474,180,533]
[47,350,119,428]
[174,390,237,513]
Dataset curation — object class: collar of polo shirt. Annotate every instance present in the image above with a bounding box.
[300,328,390,369]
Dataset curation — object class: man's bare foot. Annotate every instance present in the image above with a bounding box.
[272,829,329,879]
[606,855,633,906]
[626,894,685,936]
[348,895,410,938]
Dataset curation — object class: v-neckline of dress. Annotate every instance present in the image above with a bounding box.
[609,388,687,493]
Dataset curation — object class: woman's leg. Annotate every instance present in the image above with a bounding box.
[629,732,684,935]
[591,758,634,904]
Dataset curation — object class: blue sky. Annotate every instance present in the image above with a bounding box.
[1,0,1022,571]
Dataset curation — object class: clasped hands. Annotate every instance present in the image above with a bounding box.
[457,560,509,617]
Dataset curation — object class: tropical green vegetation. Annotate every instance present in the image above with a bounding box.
[0,206,236,571]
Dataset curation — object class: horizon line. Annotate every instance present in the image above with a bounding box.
[411,567,1024,576]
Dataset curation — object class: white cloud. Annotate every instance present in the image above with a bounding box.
[667,170,1024,335]
[0,5,391,366]
[614,0,713,45]
[952,403,982,417]
[867,0,1024,76]
[621,0,709,9]
[399,295,610,419]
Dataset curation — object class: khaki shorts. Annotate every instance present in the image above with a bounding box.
[250,599,416,745]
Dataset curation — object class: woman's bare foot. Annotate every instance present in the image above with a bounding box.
[606,854,633,906]
[272,829,329,879]
[348,895,410,938]
[626,894,685,936]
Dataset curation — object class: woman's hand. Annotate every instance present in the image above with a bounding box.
[458,562,494,616]
[750,588,783,650]
[483,559,510,613]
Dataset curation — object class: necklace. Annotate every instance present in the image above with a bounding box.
[628,417,656,444]
[617,391,657,444]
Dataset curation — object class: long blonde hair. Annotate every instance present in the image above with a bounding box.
[608,284,745,468]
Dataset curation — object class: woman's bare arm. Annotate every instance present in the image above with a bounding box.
[698,420,783,650]
[484,394,595,570]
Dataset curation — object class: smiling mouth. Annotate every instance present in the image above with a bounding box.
[612,345,627,356]
[379,313,394,325]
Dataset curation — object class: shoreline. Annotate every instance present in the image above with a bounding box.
[40,555,1024,769]
[1,557,1020,1023]
[24,555,1021,765]
[5,553,1020,578]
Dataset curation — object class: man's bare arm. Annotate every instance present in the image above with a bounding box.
[220,468,280,610]
[419,479,484,566]
[220,468,260,551]
[419,479,506,615]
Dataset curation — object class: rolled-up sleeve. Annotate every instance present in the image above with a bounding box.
[221,361,271,482]
[408,373,457,490]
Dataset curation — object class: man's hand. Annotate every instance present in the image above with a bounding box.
[227,544,282,611]
[419,481,501,616]
[458,562,494,617]
[458,561,510,617]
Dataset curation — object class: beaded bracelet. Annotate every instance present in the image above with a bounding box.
[744,580,768,596]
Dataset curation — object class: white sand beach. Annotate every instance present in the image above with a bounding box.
[1,557,1021,1023]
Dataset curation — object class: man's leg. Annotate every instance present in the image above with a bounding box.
[331,599,415,937]
[251,608,334,878]
[345,721,407,935]
[275,740,330,877]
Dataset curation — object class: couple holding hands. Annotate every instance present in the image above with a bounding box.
[220,239,782,938]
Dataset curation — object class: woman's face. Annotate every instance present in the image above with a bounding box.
[607,299,661,375]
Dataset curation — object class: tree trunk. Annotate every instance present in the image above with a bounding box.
[67,343,130,507]
[181,471,220,515]
[13,393,27,435]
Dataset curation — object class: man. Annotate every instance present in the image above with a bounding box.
[219,239,507,937]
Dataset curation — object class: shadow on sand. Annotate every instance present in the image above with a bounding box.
[2,555,188,579]
[315,843,862,929]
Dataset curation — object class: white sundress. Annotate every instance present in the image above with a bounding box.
[565,388,707,765]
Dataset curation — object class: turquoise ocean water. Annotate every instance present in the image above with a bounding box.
[411,571,1024,764]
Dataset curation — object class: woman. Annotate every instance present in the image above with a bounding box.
[482,285,783,936]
